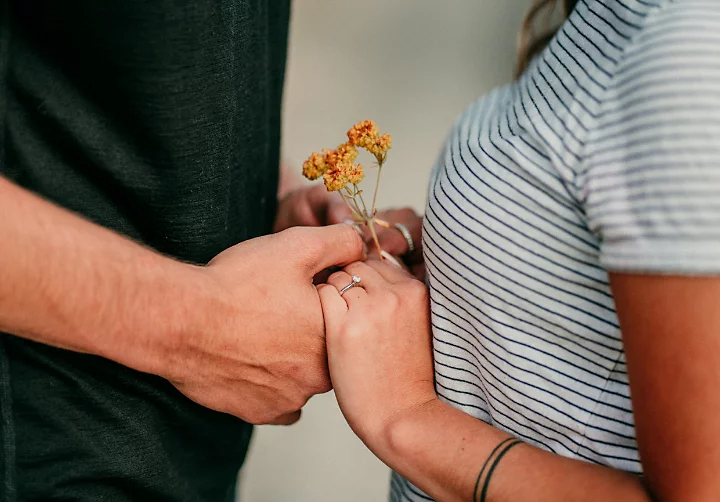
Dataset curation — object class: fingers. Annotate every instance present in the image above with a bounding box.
[325,271,367,306]
[350,259,411,284]
[268,410,302,426]
[375,208,423,257]
[341,261,389,292]
[316,283,348,329]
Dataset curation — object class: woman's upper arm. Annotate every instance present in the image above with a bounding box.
[611,273,720,502]
[583,3,720,500]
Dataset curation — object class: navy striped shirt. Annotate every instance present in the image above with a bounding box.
[391,1,720,500]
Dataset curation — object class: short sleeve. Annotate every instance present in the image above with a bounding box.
[582,2,720,275]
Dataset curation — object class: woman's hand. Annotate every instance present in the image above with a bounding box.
[370,208,425,281]
[317,260,437,450]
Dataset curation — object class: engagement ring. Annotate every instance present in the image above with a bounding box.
[339,275,362,296]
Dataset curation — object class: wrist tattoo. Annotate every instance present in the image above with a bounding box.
[473,438,522,502]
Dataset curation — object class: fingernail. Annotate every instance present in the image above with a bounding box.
[381,250,402,268]
[344,220,368,257]
[344,219,363,235]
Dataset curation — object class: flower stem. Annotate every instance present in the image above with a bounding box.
[343,187,364,217]
[340,193,362,220]
[371,158,384,217]
[367,218,383,259]
[354,184,369,217]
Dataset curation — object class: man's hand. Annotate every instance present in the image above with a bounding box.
[0,178,364,427]
[166,224,365,425]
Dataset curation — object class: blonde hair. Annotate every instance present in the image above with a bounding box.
[515,0,579,78]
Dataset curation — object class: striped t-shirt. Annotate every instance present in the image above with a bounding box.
[391,1,720,500]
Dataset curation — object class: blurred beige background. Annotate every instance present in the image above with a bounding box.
[239,2,528,501]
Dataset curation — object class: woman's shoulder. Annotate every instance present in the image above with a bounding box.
[598,0,720,114]
[627,0,720,53]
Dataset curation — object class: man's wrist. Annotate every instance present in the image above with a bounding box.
[96,255,218,381]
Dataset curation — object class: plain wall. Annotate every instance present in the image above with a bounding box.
[239,2,529,501]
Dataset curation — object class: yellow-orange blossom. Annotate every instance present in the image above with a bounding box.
[302,120,392,192]
[302,120,393,257]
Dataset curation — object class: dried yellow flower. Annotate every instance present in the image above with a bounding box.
[323,148,338,168]
[347,163,365,185]
[303,119,391,259]
[335,142,358,166]
[347,120,379,149]
[302,152,327,180]
[321,143,358,191]
[368,133,392,158]
[323,167,349,192]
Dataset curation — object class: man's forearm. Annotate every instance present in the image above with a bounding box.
[0,176,206,376]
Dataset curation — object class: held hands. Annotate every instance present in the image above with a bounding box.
[317,260,438,449]
[275,184,424,278]
[163,184,424,427]
[165,224,364,426]
[166,183,425,427]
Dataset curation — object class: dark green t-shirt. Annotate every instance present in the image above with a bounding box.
[0,1,289,500]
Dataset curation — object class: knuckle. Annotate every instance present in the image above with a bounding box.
[307,374,332,399]
[407,278,429,296]
[314,376,333,394]
[245,410,272,425]
[307,364,331,395]
[289,393,309,412]
[385,291,402,309]
[405,280,429,302]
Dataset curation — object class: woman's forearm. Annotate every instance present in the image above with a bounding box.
[375,399,650,502]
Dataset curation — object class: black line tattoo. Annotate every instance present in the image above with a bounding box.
[472,438,515,502]
[481,440,522,502]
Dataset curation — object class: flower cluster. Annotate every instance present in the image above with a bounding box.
[301,152,326,181]
[347,119,392,159]
[323,143,360,191]
[302,120,393,257]
[302,120,392,192]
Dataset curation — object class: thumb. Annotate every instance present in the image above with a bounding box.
[297,224,366,275]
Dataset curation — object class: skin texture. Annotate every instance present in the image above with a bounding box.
[320,260,720,501]
[0,176,366,426]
